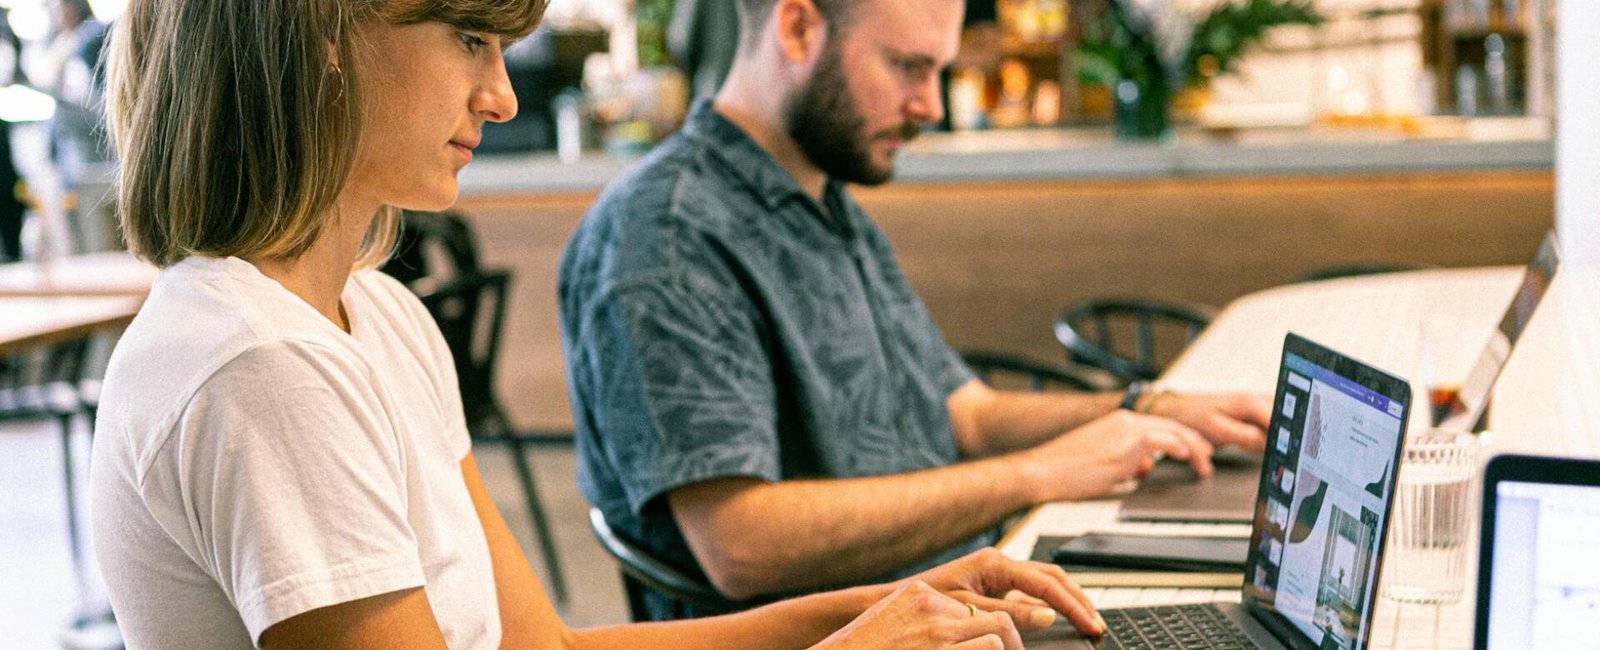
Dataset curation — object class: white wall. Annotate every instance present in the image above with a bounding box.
[1557,0,1599,265]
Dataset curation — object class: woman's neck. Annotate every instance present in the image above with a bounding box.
[247,201,376,333]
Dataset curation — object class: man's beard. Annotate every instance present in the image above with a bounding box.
[783,43,919,186]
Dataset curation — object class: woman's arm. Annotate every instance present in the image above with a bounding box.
[463,452,884,648]
[464,456,1104,650]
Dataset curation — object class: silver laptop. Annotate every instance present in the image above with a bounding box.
[1473,454,1600,650]
[1433,231,1559,432]
[1030,333,1411,649]
[1121,231,1559,525]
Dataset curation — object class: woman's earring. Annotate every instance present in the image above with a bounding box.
[328,64,345,104]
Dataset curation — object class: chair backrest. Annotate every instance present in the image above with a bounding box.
[383,210,484,286]
[1296,262,1425,284]
[1054,298,1216,385]
[958,349,1102,392]
[587,507,746,621]
[0,339,93,413]
[414,270,513,437]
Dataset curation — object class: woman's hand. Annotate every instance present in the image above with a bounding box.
[909,548,1105,636]
[809,581,1023,650]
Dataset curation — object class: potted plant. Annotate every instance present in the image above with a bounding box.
[1077,0,1323,140]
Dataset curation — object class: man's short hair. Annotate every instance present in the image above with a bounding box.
[736,0,858,51]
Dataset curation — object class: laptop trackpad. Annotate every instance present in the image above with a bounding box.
[1020,620,1098,649]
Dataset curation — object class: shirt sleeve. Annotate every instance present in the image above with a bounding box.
[174,340,427,643]
[575,271,781,516]
[863,220,974,399]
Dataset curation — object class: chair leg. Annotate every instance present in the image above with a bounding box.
[59,413,85,576]
[621,573,652,622]
[505,437,568,606]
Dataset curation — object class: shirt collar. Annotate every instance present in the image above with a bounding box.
[683,100,857,238]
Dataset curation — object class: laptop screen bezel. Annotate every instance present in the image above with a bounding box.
[1474,454,1600,650]
[1240,332,1413,650]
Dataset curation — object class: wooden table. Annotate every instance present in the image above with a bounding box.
[1003,266,1600,649]
[0,252,157,297]
[0,296,143,355]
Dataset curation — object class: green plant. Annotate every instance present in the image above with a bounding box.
[1078,0,1323,91]
[1183,0,1322,86]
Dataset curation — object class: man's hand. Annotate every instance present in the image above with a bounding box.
[1144,392,1271,452]
[908,548,1105,636]
[809,581,1024,650]
[1017,410,1216,501]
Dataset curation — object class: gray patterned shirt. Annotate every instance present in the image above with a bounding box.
[558,101,986,615]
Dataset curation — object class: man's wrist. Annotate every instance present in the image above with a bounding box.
[1118,381,1148,411]
[1139,386,1170,416]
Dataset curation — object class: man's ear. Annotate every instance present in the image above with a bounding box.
[772,0,829,65]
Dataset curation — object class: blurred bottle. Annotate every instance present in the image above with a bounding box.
[1443,0,1527,115]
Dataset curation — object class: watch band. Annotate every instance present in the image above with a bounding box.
[1119,380,1148,411]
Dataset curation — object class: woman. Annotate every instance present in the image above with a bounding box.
[89,0,1105,648]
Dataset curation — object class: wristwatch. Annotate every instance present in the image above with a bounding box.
[1119,380,1148,411]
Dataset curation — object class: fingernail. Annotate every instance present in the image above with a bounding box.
[1095,612,1108,634]
[1031,608,1056,627]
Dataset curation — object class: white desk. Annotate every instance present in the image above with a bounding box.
[0,252,157,298]
[1003,267,1600,649]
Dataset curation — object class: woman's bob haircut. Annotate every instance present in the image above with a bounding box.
[107,0,545,269]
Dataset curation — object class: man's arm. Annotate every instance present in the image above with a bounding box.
[668,409,1208,599]
[947,379,1272,461]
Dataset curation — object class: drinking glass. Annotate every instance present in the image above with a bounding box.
[1382,428,1479,604]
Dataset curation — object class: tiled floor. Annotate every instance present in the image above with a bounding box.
[0,418,629,649]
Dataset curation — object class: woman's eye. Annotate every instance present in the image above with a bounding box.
[459,33,489,54]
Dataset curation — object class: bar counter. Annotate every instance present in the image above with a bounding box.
[458,121,1554,194]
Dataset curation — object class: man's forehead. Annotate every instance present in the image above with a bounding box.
[848,0,964,62]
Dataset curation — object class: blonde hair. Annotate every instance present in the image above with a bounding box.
[107,0,545,269]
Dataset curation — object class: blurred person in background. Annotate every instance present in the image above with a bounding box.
[27,0,108,252]
[1,6,27,261]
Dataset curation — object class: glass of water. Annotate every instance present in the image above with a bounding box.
[1382,428,1479,604]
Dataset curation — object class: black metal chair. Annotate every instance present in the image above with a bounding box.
[391,211,570,605]
[1054,298,1217,386]
[587,507,751,621]
[1296,263,1427,284]
[958,349,1103,392]
[1,339,96,575]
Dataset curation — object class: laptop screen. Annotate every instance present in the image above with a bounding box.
[1435,231,1559,431]
[1241,334,1410,650]
[1476,456,1600,650]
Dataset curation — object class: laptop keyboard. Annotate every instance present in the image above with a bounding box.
[1097,604,1259,650]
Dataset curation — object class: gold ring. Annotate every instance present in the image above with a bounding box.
[967,603,979,618]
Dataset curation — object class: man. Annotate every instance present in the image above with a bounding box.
[559,0,1271,620]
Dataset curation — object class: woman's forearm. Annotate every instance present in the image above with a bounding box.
[568,583,889,650]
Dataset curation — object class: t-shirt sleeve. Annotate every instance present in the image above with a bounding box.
[364,269,472,460]
[575,272,780,515]
[174,340,427,644]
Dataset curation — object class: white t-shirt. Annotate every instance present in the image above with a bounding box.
[90,256,501,649]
